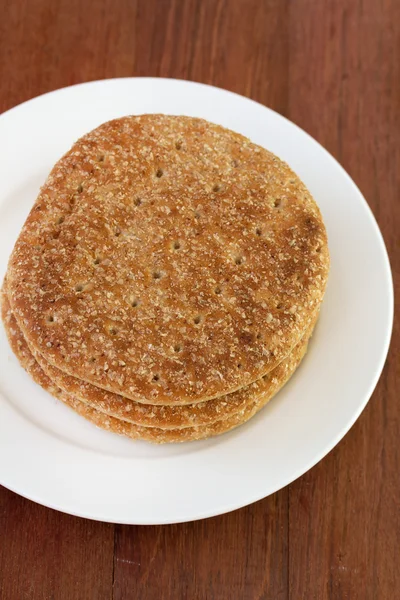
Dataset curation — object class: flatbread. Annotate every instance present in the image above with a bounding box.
[7,115,328,404]
[2,288,311,443]
[31,311,317,428]
[2,283,316,429]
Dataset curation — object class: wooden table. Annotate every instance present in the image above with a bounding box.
[0,1,398,598]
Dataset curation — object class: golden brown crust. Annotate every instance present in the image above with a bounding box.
[7,115,329,404]
[2,286,311,443]
[2,281,316,429]
[30,309,317,429]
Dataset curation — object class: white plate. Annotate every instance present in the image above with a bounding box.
[0,78,393,524]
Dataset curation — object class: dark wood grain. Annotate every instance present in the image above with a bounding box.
[113,496,288,600]
[0,487,115,599]
[287,1,400,598]
[0,0,398,599]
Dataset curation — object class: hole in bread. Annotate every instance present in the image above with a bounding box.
[276,302,284,310]
[109,327,118,335]
[214,286,222,295]
[274,199,281,208]
[114,229,121,237]
[134,197,142,206]
[57,216,65,225]
[256,228,262,236]
[75,282,93,293]
[152,374,160,382]
[237,363,242,369]
[77,184,83,193]
[153,271,162,280]
[173,241,181,250]
[93,257,101,265]
[46,315,54,323]
[256,332,262,340]
[156,168,163,178]
[174,344,182,353]
[98,155,105,162]
[315,245,322,253]
[235,256,244,265]
[131,298,139,308]
[175,141,182,150]
[193,315,202,325]
[232,159,239,167]
[213,184,221,192]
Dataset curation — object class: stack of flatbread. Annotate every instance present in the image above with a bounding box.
[1,115,329,443]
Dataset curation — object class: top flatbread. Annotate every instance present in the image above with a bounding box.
[7,115,329,404]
